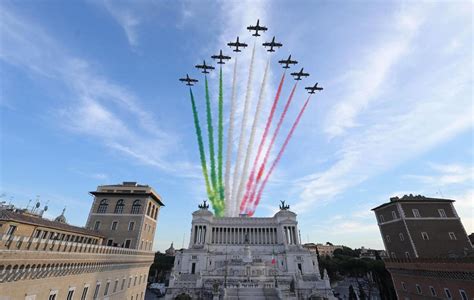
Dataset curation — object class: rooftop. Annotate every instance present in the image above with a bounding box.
[0,209,104,238]
[91,181,164,206]
[372,194,454,211]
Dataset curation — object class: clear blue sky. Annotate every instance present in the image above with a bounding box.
[1,1,472,251]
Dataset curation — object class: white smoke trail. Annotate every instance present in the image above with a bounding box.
[231,42,256,216]
[235,58,270,213]
[224,56,238,217]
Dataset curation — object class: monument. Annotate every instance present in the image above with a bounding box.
[165,201,335,299]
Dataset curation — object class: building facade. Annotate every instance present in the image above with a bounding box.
[372,194,474,300]
[166,201,335,300]
[0,182,163,300]
[302,243,344,258]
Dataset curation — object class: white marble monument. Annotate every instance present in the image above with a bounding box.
[166,201,335,300]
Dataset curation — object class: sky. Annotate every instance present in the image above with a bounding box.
[0,0,472,252]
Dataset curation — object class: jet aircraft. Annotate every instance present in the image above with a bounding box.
[291,68,310,80]
[278,55,298,68]
[305,83,323,94]
[262,36,282,52]
[211,50,231,64]
[195,60,215,74]
[227,37,248,52]
[179,74,198,86]
[247,19,268,36]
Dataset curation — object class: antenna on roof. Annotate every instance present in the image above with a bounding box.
[26,199,32,210]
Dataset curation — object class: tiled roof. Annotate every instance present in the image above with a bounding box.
[0,210,104,238]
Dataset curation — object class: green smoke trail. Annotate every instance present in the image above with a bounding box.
[189,88,217,213]
[217,68,224,206]
[204,77,220,213]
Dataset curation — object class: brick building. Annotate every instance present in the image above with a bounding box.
[372,194,473,300]
[0,182,164,300]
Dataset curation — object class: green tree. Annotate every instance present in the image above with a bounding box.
[349,284,357,300]
[358,282,367,300]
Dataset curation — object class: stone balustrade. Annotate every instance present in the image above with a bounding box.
[0,233,151,255]
[0,233,155,284]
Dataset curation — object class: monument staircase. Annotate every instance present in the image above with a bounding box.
[224,287,282,300]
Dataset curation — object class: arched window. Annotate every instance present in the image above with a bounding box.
[97,199,108,213]
[131,200,141,214]
[114,200,124,214]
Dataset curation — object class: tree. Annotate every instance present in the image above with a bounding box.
[358,282,367,300]
[348,284,357,300]
[326,242,333,246]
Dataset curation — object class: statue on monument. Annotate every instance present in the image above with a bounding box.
[198,200,209,210]
[279,200,290,210]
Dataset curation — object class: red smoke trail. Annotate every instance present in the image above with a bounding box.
[241,81,298,214]
[240,72,286,212]
[248,95,312,216]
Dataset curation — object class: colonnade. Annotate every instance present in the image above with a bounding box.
[283,226,299,245]
[209,227,278,245]
[193,225,207,245]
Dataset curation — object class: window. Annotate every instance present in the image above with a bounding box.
[147,202,152,216]
[97,199,108,213]
[114,199,124,214]
[93,221,100,230]
[128,221,135,231]
[139,275,142,284]
[34,230,41,238]
[104,281,110,296]
[128,277,132,288]
[6,225,17,235]
[459,289,468,300]
[93,283,100,299]
[405,252,410,258]
[429,286,436,296]
[48,291,57,300]
[391,252,396,258]
[401,282,407,291]
[81,286,89,300]
[131,200,141,214]
[124,239,131,248]
[134,276,138,286]
[42,231,48,239]
[445,288,452,299]
[416,284,422,294]
[386,235,391,242]
[113,279,119,293]
[111,221,118,231]
[140,240,144,249]
[399,233,404,241]
[107,239,113,246]
[412,209,420,218]
[191,263,196,274]
[438,209,447,218]
[379,215,385,223]
[392,211,397,219]
[449,232,457,240]
[66,288,75,300]
[121,278,126,290]
[421,232,429,240]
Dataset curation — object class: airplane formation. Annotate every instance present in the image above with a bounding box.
[179,19,323,94]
